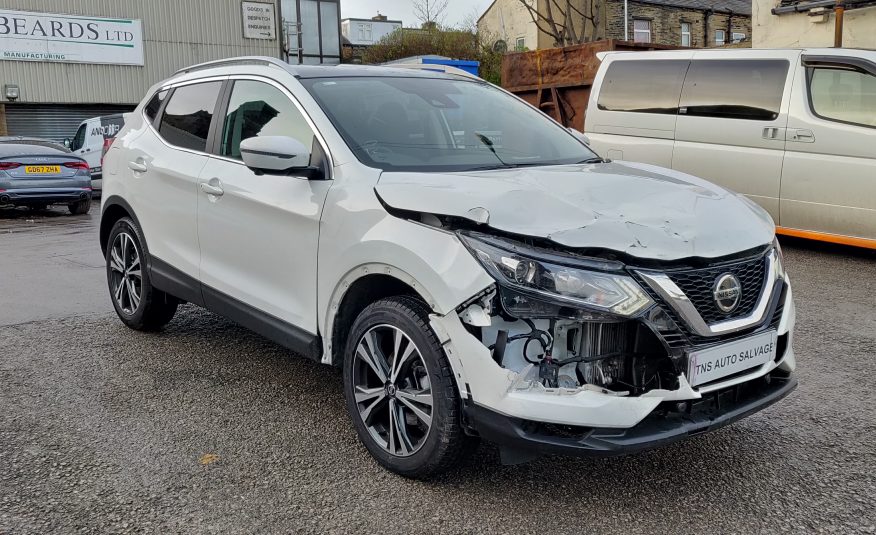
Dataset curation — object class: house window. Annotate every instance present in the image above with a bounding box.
[633,19,651,43]
[357,23,372,41]
[715,29,726,46]
[681,22,692,47]
[732,32,746,43]
[516,37,526,51]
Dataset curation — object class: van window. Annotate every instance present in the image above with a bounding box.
[679,60,789,121]
[144,89,168,124]
[808,66,876,129]
[219,80,315,160]
[70,124,86,151]
[158,82,223,152]
[597,60,689,115]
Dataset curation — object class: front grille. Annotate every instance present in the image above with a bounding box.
[632,251,781,350]
[667,254,767,324]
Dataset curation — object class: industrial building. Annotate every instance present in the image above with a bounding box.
[0,0,341,140]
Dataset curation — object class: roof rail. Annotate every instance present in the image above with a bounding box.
[173,56,290,76]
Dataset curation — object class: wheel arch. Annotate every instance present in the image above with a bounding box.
[323,265,440,367]
[99,196,142,256]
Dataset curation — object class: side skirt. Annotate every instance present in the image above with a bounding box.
[150,257,323,362]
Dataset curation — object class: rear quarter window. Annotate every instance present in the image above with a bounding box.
[597,60,690,114]
[679,59,790,121]
[144,89,169,124]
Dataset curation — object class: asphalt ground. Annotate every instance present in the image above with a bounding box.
[1,205,875,534]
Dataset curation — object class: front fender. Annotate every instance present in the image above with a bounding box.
[318,221,494,364]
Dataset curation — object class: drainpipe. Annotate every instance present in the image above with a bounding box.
[624,0,629,40]
[727,12,732,44]
[835,0,845,47]
[704,9,712,47]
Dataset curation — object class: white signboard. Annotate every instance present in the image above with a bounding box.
[242,2,276,40]
[0,9,143,66]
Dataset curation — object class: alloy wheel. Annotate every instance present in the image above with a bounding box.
[352,324,434,457]
[109,232,142,315]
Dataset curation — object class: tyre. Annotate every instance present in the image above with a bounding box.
[106,217,178,331]
[68,198,91,215]
[343,296,474,478]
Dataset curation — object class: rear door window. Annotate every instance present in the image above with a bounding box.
[158,82,223,152]
[597,60,689,114]
[679,59,789,121]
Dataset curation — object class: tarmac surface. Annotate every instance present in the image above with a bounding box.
[1,206,874,534]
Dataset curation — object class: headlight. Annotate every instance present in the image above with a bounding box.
[459,232,653,318]
[773,237,785,277]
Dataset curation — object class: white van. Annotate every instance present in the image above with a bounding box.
[585,48,876,249]
[68,114,126,192]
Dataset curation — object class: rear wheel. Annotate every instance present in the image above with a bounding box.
[343,296,474,478]
[106,217,178,331]
[68,198,91,215]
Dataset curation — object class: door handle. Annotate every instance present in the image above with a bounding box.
[762,127,781,140]
[128,160,147,173]
[789,129,815,143]
[199,181,224,197]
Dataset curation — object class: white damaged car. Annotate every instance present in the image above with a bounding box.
[100,58,797,477]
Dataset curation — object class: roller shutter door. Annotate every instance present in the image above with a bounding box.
[4,104,134,142]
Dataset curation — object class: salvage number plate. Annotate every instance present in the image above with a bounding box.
[25,165,60,174]
[687,330,777,387]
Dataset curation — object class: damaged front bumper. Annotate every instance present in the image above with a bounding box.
[466,370,797,461]
[429,278,797,458]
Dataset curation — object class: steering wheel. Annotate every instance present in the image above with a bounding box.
[360,140,394,162]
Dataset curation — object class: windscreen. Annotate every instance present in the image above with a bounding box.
[301,77,597,172]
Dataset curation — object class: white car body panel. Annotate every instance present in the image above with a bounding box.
[317,163,495,362]
[375,162,776,261]
[106,108,206,280]
[197,156,332,334]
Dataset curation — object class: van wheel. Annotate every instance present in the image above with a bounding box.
[343,296,475,478]
[106,217,178,331]
[69,198,91,215]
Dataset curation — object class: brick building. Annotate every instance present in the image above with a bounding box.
[609,0,752,48]
[478,0,751,50]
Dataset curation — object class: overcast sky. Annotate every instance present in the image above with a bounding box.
[340,0,494,28]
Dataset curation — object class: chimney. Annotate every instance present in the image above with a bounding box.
[372,12,388,22]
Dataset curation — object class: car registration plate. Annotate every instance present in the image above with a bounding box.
[687,330,777,387]
[25,165,61,174]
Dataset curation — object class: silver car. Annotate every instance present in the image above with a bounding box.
[0,139,93,214]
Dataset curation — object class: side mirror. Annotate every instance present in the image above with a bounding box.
[568,127,590,146]
[240,136,313,175]
[63,138,71,149]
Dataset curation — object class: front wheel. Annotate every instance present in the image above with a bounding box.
[106,217,178,331]
[343,296,475,478]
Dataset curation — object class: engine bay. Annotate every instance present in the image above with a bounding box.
[461,289,680,396]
